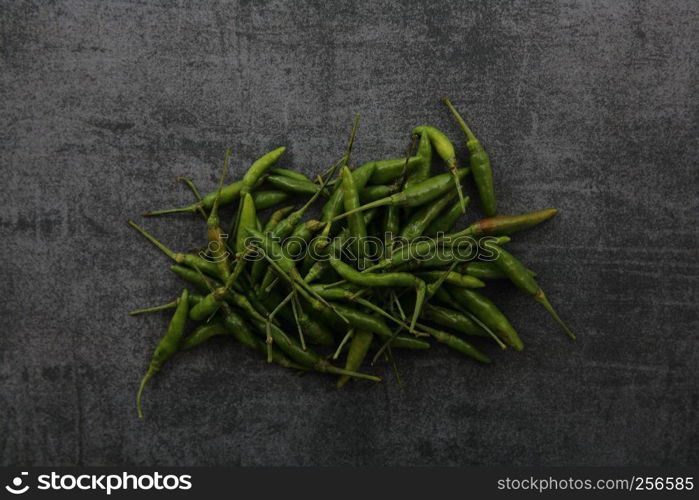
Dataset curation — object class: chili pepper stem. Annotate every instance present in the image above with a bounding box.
[534,290,577,340]
[143,206,198,216]
[450,167,468,213]
[136,366,157,419]
[333,329,354,360]
[127,220,178,261]
[332,197,391,222]
[443,97,476,142]
[129,301,177,316]
[176,176,203,201]
[316,361,381,382]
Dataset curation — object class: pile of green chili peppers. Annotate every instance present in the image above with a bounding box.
[129,100,576,418]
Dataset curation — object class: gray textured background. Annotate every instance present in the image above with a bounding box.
[1,0,697,466]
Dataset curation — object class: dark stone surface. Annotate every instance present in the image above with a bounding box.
[1,0,697,466]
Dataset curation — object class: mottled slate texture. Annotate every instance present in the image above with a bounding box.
[1,0,697,466]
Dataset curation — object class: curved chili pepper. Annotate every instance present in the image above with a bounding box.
[399,190,458,241]
[266,175,320,195]
[337,330,373,388]
[251,190,290,210]
[136,288,189,418]
[358,183,399,204]
[416,322,491,363]
[403,130,432,191]
[424,197,468,236]
[422,304,489,337]
[448,286,523,351]
[341,165,369,269]
[411,125,467,213]
[443,97,496,216]
[490,245,576,339]
[366,156,422,185]
[263,206,295,232]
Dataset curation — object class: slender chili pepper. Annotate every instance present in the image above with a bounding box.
[266,175,319,195]
[341,165,369,269]
[333,169,470,222]
[143,176,267,217]
[240,147,287,198]
[411,125,467,213]
[251,190,290,210]
[127,220,222,279]
[235,192,257,254]
[328,256,426,333]
[136,288,189,418]
[366,156,422,185]
[460,261,537,280]
[263,206,295,232]
[490,245,576,339]
[180,321,230,350]
[206,149,233,279]
[424,197,468,236]
[358,184,399,204]
[448,286,523,351]
[416,322,491,363]
[337,330,373,388]
[383,204,400,257]
[415,270,485,288]
[399,190,457,241]
[422,304,489,337]
[269,167,313,183]
[403,130,432,191]
[443,97,496,216]
[448,209,558,239]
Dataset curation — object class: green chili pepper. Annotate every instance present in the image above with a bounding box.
[403,130,432,190]
[366,156,422,185]
[269,167,313,183]
[399,190,458,241]
[443,97,497,216]
[490,245,576,339]
[180,321,230,350]
[236,192,257,254]
[341,165,369,268]
[424,197,468,236]
[251,190,290,210]
[333,169,469,222]
[449,209,558,238]
[263,206,295,232]
[460,261,537,280]
[448,286,523,351]
[414,270,485,288]
[136,288,189,418]
[337,330,373,388]
[411,125,467,213]
[143,176,266,217]
[422,304,489,337]
[240,147,287,198]
[266,175,320,195]
[416,322,491,363]
[358,183,399,204]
